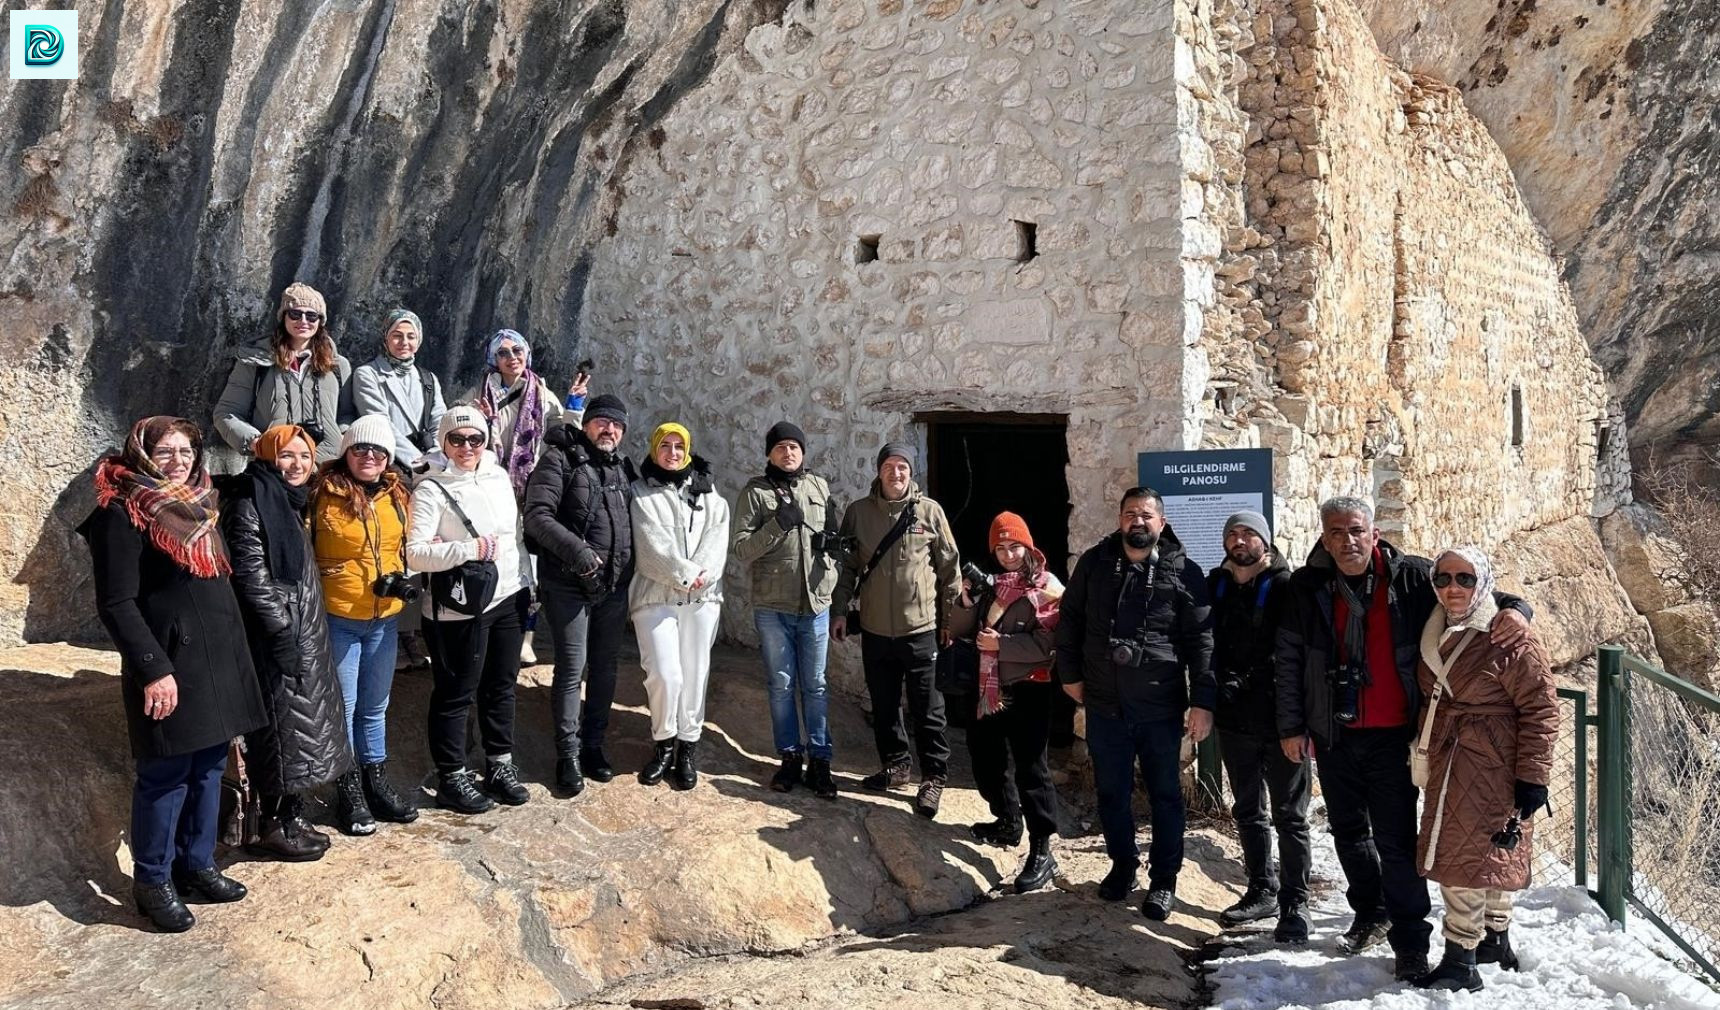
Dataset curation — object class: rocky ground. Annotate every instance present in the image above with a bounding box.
[0,640,1239,1010]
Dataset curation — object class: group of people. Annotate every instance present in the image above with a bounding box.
[82,281,1558,996]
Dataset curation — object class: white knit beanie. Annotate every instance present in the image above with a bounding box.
[438,404,488,445]
[340,413,397,463]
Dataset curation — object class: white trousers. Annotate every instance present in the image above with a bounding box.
[636,601,722,742]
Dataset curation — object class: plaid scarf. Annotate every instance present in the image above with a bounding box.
[977,557,1064,718]
[93,424,229,578]
[482,370,544,501]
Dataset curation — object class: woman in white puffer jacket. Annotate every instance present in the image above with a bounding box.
[406,405,534,815]
[631,422,730,791]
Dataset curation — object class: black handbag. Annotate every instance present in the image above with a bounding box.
[217,737,260,849]
[935,636,980,696]
[423,482,500,617]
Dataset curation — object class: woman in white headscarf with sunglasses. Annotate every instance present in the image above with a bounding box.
[1409,545,1557,993]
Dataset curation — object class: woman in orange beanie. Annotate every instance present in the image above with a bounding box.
[949,511,1064,893]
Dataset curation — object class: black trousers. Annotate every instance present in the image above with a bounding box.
[426,590,528,774]
[1219,727,1312,905]
[967,680,1059,839]
[1315,726,1433,954]
[861,630,950,777]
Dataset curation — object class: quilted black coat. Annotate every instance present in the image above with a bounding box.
[79,504,268,760]
[219,479,353,794]
[522,423,637,602]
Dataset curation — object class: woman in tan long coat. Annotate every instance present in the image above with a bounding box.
[1411,545,1557,992]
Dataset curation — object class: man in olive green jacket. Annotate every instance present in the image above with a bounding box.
[731,422,843,798]
[830,441,962,818]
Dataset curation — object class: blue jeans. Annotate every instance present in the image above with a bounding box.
[1087,704,1187,888]
[755,609,832,760]
[131,743,227,885]
[328,614,399,765]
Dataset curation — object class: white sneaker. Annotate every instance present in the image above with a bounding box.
[520,638,537,665]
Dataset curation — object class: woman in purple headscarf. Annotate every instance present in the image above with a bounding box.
[466,329,585,503]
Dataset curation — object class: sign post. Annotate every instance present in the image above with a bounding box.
[1136,448,1274,572]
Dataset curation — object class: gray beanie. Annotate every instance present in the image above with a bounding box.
[1224,509,1272,542]
[876,441,916,471]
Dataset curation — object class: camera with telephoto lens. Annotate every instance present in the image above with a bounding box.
[961,560,994,594]
[1331,661,1364,724]
[1109,636,1148,668]
[299,420,329,446]
[810,531,856,558]
[372,572,421,602]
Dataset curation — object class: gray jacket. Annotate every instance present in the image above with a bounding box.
[213,338,353,463]
[350,353,447,463]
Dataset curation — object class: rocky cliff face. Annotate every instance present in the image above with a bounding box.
[1352,0,1720,462]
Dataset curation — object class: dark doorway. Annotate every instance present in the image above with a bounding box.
[921,413,1072,579]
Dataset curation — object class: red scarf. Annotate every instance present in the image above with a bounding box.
[977,555,1063,718]
[93,453,230,579]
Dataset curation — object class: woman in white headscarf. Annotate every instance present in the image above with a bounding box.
[1410,545,1557,993]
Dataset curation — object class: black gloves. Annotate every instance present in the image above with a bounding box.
[1514,779,1548,819]
[774,501,805,531]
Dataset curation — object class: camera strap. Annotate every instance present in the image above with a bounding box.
[857,500,916,590]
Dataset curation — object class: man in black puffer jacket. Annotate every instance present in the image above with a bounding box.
[523,393,637,794]
[1206,510,1308,943]
[1056,487,1215,923]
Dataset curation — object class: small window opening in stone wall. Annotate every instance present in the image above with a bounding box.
[1212,382,1237,415]
[855,234,880,265]
[1596,419,1610,462]
[1012,220,1038,262]
[1509,384,1525,448]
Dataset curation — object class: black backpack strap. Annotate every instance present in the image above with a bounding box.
[857,501,916,589]
[419,369,436,441]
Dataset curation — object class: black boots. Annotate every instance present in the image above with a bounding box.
[437,768,495,814]
[1476,926,1519,970]
[1413,940,1482,991]
[580,748,616,783]
[556,755,585,796]
[671,740,699,791]
[971,814,1024,847]
[806,758,838,799]
[1141,886,1176,921]
[484,759,530,805]
[1394,947,1433,982]
[249,795,328,862]
[1014,835,1058,893]
[1220,884,1281,927]
[1098,861,1138,902]
[172,866,248,904]
[1274,902,1312,944]
[133,880,194,933]
[334,770,376,836]
[1338,916,1390,954]
[770,752,804,792]
[639,740,676,786]
[914,775,945,819]
[362,761,419,823]
[861,758,912,791]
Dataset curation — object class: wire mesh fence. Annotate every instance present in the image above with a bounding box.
[1533,688,1596,890]
[1624,673,1720,978]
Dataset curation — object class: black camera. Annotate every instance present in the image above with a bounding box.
[299,420,329,446]
[1332,662,1365,724]
[961,561,994,593]
[810,531,855,557]
[1109,637,1147,668]
[1492,815,1522,851]
[372,572,421,602]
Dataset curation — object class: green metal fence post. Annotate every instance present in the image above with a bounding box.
[1198,732,1223,810]
[1596,645,1628,926]
[1557,687,1591,887]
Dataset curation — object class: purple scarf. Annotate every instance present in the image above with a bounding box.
[482,370,544,501]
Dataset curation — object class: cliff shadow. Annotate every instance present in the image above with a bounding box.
[12,459,104,648]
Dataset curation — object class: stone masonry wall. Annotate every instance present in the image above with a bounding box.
[583,0,1191,648]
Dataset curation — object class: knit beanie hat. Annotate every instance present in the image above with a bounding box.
[988,511,1035,551]
[485,328,530,367]
[382,308,422,343]
[649,422,693,469]
[277,282,327,322]
[438,404,488,445]
[586,393,628,427]
[876,441,916,472]
[255,424,316,461]
[340,414,396,463]
[765,420,807,456]
[1224,509,1272,543]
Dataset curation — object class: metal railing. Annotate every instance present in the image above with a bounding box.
[1595,645,1720,982]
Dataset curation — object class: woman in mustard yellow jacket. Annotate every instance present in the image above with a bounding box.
[311,414,418,835]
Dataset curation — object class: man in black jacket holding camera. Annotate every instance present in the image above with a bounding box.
[1056,487,1215,922]
[522,394,637,795]
[1275,496,1532,980]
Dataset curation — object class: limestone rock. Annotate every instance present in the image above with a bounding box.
[1598,502,1692,615]
[1642,605,1720,692]
[1490,516,1656,671]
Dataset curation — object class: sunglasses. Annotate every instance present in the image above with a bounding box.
[348,444,389,460]
[1432,572,1479,589]
[445,433,487,449]
[494,347,526,359]
[285,309,322,323]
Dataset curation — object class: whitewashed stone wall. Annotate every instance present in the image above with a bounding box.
[584,0,1192,647]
